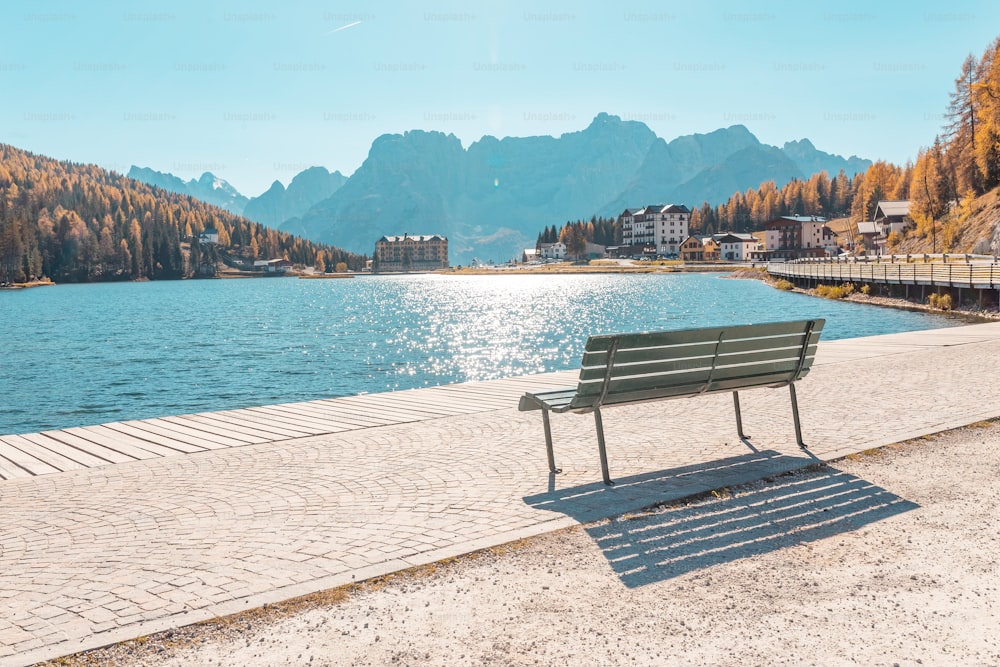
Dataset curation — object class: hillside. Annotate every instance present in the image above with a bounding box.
[0,144,365,284]
[890,188,1000,255]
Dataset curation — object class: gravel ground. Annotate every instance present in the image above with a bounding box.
[40,423,1000,667]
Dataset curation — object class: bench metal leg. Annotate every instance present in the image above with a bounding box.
[789,383,806,449]
[594,407,614,486]
[542,409,561,474]
[733,391,750,441]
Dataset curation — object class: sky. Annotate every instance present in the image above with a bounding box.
[4,0,1000,197]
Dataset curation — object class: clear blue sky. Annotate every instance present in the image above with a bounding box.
[4,0,998,196]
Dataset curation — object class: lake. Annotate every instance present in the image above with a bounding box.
[0,273,961,435]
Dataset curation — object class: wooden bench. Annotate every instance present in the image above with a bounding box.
[518,319,825,485]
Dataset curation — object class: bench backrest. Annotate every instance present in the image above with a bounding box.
[569,319,824,410]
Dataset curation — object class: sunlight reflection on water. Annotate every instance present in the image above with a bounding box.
[0,272,959,433]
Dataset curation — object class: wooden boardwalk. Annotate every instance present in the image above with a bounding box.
[0,371,579,481]
[768,256,1000,289]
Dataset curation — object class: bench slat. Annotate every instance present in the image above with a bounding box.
[573,358,811,399]
[569,369,810,410]
[582,320,824,354]
[518,388,577,412]
[581,330,821,368]
[577,344,818,383]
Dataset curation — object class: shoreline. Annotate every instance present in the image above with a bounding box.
[727,266,1000,323]
[0,279,55,290]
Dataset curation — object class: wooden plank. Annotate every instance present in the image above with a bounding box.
[100,422,209,454]
[204,410,315,438]
[583,331,817,368]
[338,394,457,418]
[215,407,329,434]
[137,417,248,448]
[350,392,472,416]
[395,389,505,411]
[19,432,111,468]
[424,387,514,408]
[0,438,60,476]
[37,430,136,464]
[242,406,352,433]
[310,397,426,424]
[579,345,816,383]
[169,414,285,442]
[436,381,527,396]
[273,401,392,427]
[2,434,88,471]
[575,360,801,397]
[0,451,33,480]
[118,419,234,450]
[518,388,578,412]
[66,426,169,459]
[583,320,824,353]
[432,383,524,399]
[245,404,363,430]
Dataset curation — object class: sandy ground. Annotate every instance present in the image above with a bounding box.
[44,423,1000,667]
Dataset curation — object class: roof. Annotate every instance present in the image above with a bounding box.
[782,215,827,223]
[856,222,881,235]
[713,233,757,243]
[378,234,447,243]
[874,201,911,219]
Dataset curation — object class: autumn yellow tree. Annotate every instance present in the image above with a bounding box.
[910,139,951,251]
[972,37,1000,190]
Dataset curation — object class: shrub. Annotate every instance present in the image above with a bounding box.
[774,279,795,291]
[815,283,855,299]
[929,292,953,310]
[860,284,871,295]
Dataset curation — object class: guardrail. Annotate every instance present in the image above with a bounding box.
[767,258,1000,288]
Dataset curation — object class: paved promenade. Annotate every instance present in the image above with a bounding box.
[4,322,1000,665]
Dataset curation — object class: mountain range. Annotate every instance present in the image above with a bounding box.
[130,114,871,264]
[126,166,249,215]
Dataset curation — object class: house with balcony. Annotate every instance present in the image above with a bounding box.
[714,233,760,261]
[374,234,449,272]
[856,221,887,255]
[760,216,837,260]
[617,204,690,257]
[701,237,721,260]
[873,200,913,235]
[679,236,705,261]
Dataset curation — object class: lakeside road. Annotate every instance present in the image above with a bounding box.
[47,421,1000,667]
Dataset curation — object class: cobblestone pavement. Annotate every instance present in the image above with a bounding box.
[3,323,1000,666]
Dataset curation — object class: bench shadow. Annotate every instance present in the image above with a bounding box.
[527,450,811,525]
[524,453,919,588]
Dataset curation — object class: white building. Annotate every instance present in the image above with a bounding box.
[539,242,567,260]
[618,204,690,257]
[714,233,759,261]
